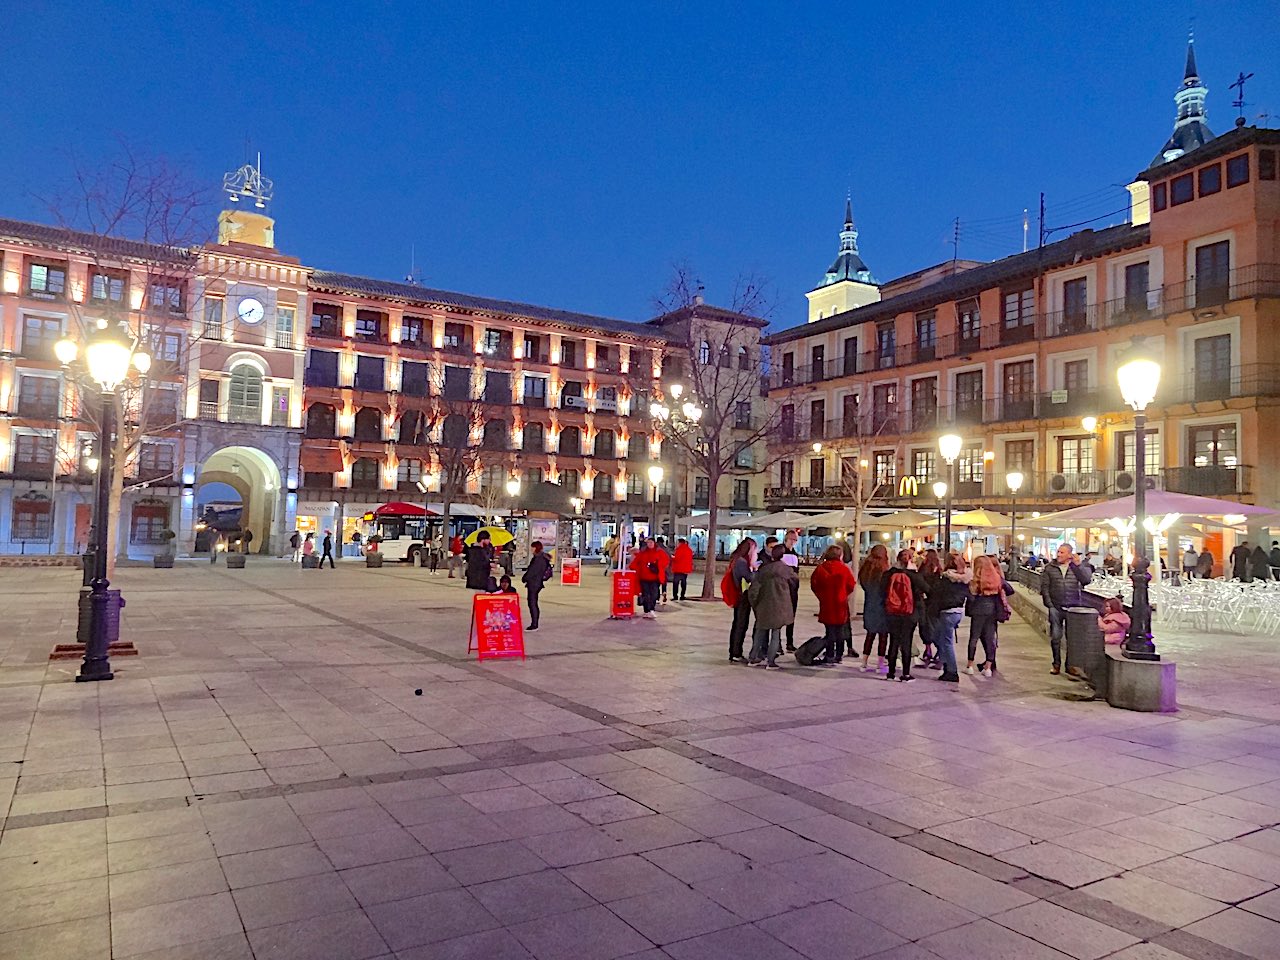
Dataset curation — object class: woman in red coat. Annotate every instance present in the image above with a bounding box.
[671,538,695,601]
[810,545,857,664]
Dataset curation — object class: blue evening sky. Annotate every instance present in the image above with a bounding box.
[2,1,1276,328]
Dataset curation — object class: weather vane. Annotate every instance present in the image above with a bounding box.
[1230,71,1254,123]
[223,153,273,209]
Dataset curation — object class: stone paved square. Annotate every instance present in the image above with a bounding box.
[5,562,1280,960]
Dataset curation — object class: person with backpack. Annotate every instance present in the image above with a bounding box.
[671,538,694,601]
[925,551,971,683]
[811,544,857,665]
[521,540,554,630]
[883,549,927,682]
[630,537,665,619]
[857,544,891,673]
[724,538,757,662]
[747,543,798,668]
[967,554,1014,677]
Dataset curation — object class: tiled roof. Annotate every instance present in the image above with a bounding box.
[0,217,193,263]
[765,221,1150,345]
[310,271,667,341]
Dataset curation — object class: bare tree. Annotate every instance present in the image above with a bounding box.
[410,362,489,547]
[651,264,776,599]
[39,146,218,572]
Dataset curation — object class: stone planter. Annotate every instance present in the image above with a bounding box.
[153,555,175,569]
[225,553,247,569]
[365,552,384,568]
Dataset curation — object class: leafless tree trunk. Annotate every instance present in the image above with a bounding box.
[652,265,775,599]
[40,145,218,574]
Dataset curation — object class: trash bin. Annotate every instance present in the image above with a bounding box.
[1065,606,1108,698]
[77,588,124,647]
[82,550,96,586]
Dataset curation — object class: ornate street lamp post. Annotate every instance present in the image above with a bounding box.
[56,325,150,683]
[1006,471,1024,566]
[647,464,665,540]
[1117,350,1162,661]
[650,385,702,543]
[931,480,947,547]
[505,474,521,526]
[938,433,962,552]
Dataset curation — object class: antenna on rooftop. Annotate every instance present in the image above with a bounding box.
[405,244,422,284]
[223,152,273,209]
[1022,209,1030,253]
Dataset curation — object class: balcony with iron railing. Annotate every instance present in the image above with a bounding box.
[765,264,1280,390]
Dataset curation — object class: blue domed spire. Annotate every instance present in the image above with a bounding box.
[819,194,876,288]
[1153,33,1214,165]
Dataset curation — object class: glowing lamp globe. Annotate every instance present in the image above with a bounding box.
[1006,471,1024,493]
[932,480,948,499]
[647,464,664,486]
[1117,357,1161,412]
[86,329,133,390]
[54,338,79,365]
[938,433,963,463]
[132,351,152,375]
[505,476,521,497]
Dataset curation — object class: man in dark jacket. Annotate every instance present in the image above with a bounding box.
[1270,541,1280,580]
[319,530,335,569]
[1039,543,1092,674]
[465,532,495,589]
[1231,542,1252,582]
[521,541,553,630]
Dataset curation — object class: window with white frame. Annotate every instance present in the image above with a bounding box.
[28,262,66,297]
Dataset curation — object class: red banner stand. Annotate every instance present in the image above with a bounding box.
[610,570,638,619]
[561,557,582,586]
[467,594,526,660]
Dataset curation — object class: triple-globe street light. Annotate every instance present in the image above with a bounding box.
[55,323,152,683]
[649,383,703,542]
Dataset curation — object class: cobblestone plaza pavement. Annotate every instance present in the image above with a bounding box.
[4,562,1280,960]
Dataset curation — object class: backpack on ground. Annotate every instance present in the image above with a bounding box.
[793,635,828,666]
[885,570,915,617]
[720,569,741,607]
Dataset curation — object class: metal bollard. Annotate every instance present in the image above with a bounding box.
[1065,606,1108,698]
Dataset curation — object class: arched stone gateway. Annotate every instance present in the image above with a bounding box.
[191,445,286,554]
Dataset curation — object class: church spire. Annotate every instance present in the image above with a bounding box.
[819,195,875,288]
[1153,33,1214,165]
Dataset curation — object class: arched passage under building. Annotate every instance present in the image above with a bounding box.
[196,446,282,554]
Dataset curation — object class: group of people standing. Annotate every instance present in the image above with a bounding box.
[725,536,1016,682]
[626,536,696,618]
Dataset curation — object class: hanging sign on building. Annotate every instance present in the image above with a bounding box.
[610,570,638,619]
[561,557,582,585]
[468,594,526,661]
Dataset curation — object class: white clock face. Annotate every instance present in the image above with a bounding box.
[237,297,265,325]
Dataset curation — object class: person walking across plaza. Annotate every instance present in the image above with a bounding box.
[209,530,223,564]
[289,530,301,563]
[811,545,856,665]
[925,551,970,683]
[1039,543,1091,674]
[522,540,553,630]
[748,543,797,668]
[1197,547,1215,579]
[968,554,1015,676]
[602,533,618,575]
[630,536,665,619]
[883,550,927,682]
[319,530,336,569]
[671,538,694,601]
[1231,541,1251,581]
[1181,544,1198,580]
[1251,544,1272,582]
[725,538,757,662]
[858,543,891,673]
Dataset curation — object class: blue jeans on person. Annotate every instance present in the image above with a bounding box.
[935,609,963,676]
[749,627,781,665]
[1048,606,1067,668]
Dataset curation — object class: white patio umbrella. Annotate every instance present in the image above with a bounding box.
[1034,492,1275,527]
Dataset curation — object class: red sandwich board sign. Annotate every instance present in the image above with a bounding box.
[561,557,582,586]
[610,570,638,619]
[468,594,526,660]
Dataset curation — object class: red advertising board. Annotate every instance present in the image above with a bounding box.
[561,557,582,586]
[468,594,526,660]
[610,571,638,619]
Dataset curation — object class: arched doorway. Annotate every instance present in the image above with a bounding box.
[196,446,283,553]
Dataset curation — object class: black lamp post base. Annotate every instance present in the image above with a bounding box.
[75,663,114,682]
[1121,642,1161,662]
